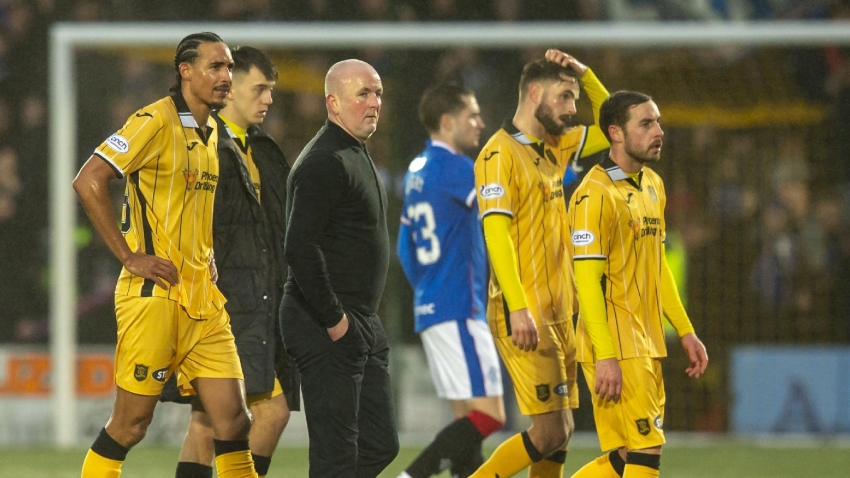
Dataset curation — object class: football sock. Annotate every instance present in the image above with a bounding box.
[404,416,486,477]
[175,462,214,478]
[82,428,129,478]
[450,444,484,477]
[528,449,567,478]
[213,439,258,478]
[570,450,624,478]
[469,431,543,477]
[623,452,660,478]
[252,454,271,478]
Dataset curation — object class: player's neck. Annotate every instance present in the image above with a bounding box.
[609,149,642,174]
[512,109,546,144]
[219,109,250,132]
[181,86,212,131]
[430,133,458,154]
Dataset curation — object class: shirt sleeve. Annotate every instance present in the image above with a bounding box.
[474,138,515,219]
[93,108,165,178]
[579,68,611,158]
[283,152,348,328]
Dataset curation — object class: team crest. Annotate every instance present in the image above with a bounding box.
[648,186,658,202]
[636,418,651,436]
[134,364,149,382]
[183,168,199,190]
[628,219,641,239]
[536,384,550,402]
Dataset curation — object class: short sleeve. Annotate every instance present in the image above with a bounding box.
[93,108,164,178]
[569,185,611,260]
[474,139,515,218]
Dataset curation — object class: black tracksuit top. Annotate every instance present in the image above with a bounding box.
[283,120,389,328]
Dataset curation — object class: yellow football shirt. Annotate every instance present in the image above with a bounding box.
[569,156,668,360]
[475,123,590,337]
[93,92,225,319]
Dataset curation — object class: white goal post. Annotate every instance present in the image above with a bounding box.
[49,20,850,447]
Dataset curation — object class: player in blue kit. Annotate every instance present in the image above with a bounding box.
[396,83,506,478]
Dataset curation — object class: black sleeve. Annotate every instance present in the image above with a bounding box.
[284,152,347,327]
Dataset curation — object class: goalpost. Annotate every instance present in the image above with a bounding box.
[49,21,850,447]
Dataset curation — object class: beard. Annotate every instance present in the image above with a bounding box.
[624,135,662,164]
[534,102,568,136]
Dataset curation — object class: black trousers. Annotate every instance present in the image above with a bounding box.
[280,294,399,478]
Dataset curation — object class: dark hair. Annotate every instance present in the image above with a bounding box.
[418,82,475,134]
[598,90,653,142]
[170,32,225,93]
[518,59,581,100]
[231,46,278,82]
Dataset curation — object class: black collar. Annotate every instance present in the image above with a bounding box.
[600,155,642,190]
[171,90,214,143]
[502,119,544,156]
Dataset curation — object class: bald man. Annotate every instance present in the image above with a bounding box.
[280,59,399,477]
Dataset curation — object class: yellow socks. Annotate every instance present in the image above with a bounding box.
[213,439,258,478]
[81,449,124,478]
[571,450,625,478]
[623,452,660,478]
[81,428,128,478]
[470,432,542,477]
[528,449,567,477]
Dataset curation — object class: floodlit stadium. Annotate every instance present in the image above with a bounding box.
[1,1,850,476]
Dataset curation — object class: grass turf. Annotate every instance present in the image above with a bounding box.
[1,442,847,477]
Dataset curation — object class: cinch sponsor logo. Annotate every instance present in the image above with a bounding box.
[414,303,435,316]
[106,134,129,153]
[480,183,505,199]
[572,230,595,246]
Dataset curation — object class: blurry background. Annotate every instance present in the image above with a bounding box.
[1,0,850,474]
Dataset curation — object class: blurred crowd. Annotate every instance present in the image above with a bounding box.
[1,0,850,430]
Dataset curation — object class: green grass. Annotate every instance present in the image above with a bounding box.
[1,442,848,477]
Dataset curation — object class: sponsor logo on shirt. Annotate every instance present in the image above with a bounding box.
[572,230,595,246]
[480,183,505,199]
[106,134,130,154]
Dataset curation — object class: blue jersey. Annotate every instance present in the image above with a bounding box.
[397,140,487,332]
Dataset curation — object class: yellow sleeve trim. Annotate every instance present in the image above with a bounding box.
[579,68,611,158]
[482,214,527,311]
[661,247,695,337]
[574,258,616,360]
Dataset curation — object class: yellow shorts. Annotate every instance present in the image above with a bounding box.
[246,377,283,407]
[581,357,666,451]
[495,321,578,415]
[114,295,243,396]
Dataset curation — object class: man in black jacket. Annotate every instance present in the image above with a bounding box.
[281,59,399,478]
[161,46,299,478]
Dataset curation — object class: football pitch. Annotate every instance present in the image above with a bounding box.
[1,440,848,477]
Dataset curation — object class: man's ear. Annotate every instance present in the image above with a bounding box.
[326,94,339,115]
[608,124,623,144]
[439,112,454,134]
[179,61,193,84]
[528,82,543,105]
